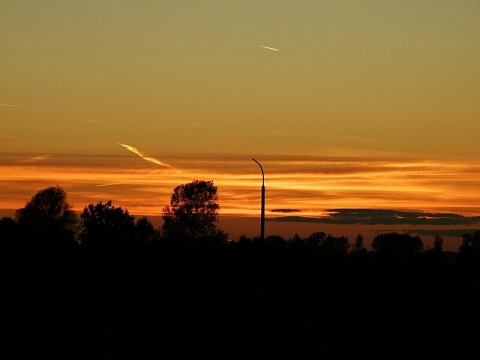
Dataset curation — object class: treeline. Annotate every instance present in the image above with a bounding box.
[2,184,480,358]
[1,184,480,300]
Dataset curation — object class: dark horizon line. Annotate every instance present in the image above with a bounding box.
[269,208,480,226]
[3,207,480,227]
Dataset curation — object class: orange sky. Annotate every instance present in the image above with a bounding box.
[2,151,480,218]
[2,2,480,251]
[1,1,479,159]
[1,150,480,252]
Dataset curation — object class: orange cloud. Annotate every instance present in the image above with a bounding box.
[1,154,480,220]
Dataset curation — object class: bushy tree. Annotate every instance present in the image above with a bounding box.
[79,200,136,252]
[458,230,480,268]
[459,230,480,254]
[135,216,160,243]
[322,235,350,256]
[162,180,227,243]
[305,231,326,247]
[0,216,19,252]
[371,232,424,255]
[0,216,17,239]
[303,232,349,255]
[15,186,78,249]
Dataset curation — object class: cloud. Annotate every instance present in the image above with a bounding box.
[0,103,22,107]
[270,209,480,226]
[258,45,280,52]
[271,208,301,213]
[118,143,177,170]
[18,155,52,163]
[95,183,124,187]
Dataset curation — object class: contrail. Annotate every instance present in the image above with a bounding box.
[96,183,124,187]
[18,155,51,163]
[118,143,177,170]
[0,103,22,107]
[258,45,279,52]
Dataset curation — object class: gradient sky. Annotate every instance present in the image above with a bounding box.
[2,1,480,246]
[2,0,479,158]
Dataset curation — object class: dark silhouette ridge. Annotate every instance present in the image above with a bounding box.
[1,186,480,358]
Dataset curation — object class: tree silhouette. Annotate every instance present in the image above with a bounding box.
[371,232,424,255]
[459,230,480,254]
[14,185,78,250]
[3,186,480,358]
[352,233,365,253]
[305,231,326,247]
[79,200,137,253]
[432,235,444,252]
[458,230,480,269]
[135,216,160,244]
[0,216,19,253]
[322,235,350,255]
[162,180,227,243]
[0,216,17,240]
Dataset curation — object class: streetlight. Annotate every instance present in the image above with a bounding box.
[252,158,265,241]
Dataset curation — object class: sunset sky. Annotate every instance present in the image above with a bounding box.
[1,1,480,247]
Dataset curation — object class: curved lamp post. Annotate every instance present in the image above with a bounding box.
[252,158,265,241]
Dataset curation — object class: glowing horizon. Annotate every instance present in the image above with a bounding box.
[2,1,479,252]
[2,152,480,220]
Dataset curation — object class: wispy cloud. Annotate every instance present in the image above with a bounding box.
[258,45,280,52]
[18,155,52,163]
[96,183,124,187]
[118,143,178,170]
[0,103,23,107]
[2,154,480,222]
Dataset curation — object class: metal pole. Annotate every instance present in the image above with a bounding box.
[252,158,265,241]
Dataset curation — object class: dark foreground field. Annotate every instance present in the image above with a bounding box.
[2,240,480,359]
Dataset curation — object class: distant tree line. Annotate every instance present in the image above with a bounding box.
[2,181,480,357]
[0,180,480,308]
[2,182,479,254]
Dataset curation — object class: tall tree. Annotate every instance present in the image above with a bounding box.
[135,216,160,244]
[432,235,444,252]
[15,186,78,248]
[162,180,227,242]
[79,200,137,252]
[352,234,365,253]
[458,230,480,268]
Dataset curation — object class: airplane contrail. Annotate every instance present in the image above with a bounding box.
[258,45,280,52]
[0,103,22,107]
[118,143,177,170]
[18,155,52,163]
[96,183,124,187]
